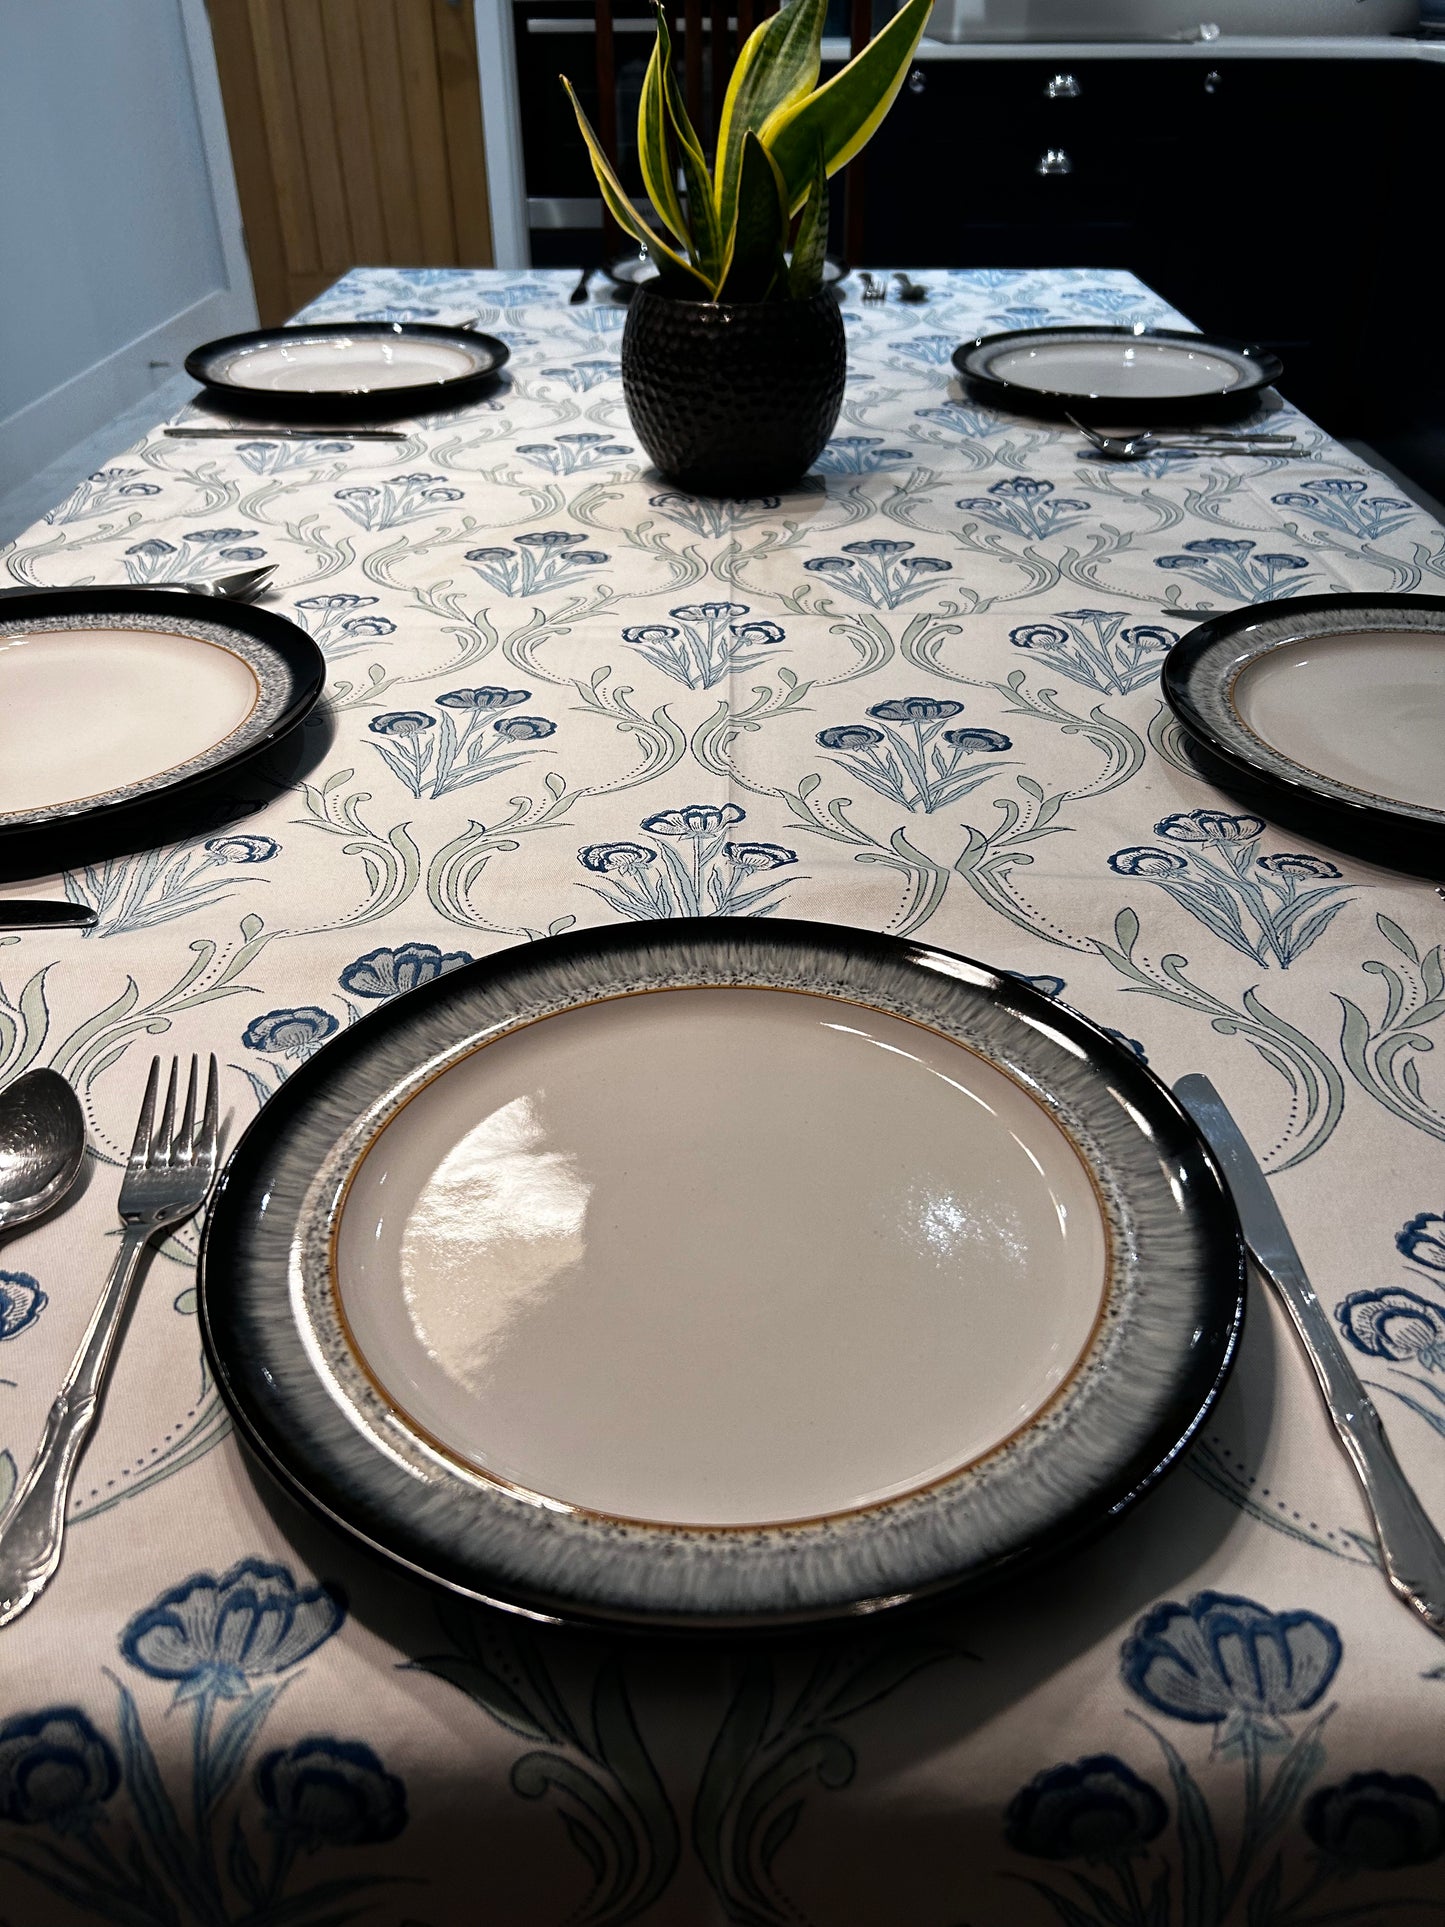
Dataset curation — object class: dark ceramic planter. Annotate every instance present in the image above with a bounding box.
[621,283,847,496]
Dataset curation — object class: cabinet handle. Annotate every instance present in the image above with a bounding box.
[1204,68,1222,94]
[907,65,926,95]
[1045,72,1081,99]
[1035,148,1073,176]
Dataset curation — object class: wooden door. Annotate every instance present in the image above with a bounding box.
[206,0,493,326]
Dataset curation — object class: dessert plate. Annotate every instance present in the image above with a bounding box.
[1163,593,1445,874]
[953,325,1282,423]
[200,921,1243,1630]
[186,322,509,420]
[0,587,323,879]
[604,252,847,295]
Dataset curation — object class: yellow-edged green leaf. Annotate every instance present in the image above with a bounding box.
[760,0,931,212]
[718,131,789,305]
[560,77,709,293]
[638,15,689,248]
[787,140,829,300]
[658,10,724,286]
[715,0,827,245]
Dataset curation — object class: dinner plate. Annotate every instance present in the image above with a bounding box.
[1162,593,1445,874]
[953,325,1282,424]
[0,587,324,878]
[603,252,848,294]
[185,322,509,420]
[199,920,1243,1630]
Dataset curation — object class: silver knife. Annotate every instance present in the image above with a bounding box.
[1175,1072,1445,1637]
[163,426,407,440]
[0,902,97,930]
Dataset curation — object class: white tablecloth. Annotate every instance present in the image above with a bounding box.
[3,268,1445,1925]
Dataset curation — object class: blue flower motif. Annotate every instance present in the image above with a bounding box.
[669,601,747,623]
[580,843,655,875]
[1398,1213,1445,1274]
[0,1270,47,1341]
[256,1737,406,1851]
[242,1008,339,1061]
[186,528,252,542]
[1256,853,1342,880]
[204,834,279,864]
[340,616,394,639]
[1121,1590,1341,1750]
[1005,1755,1167,1864]
[988,476,1052,499]
[121,1559,344,1702]
[728,619,786,648]
[1304,1771,1445,1872]
[725,842,798,874]
[491,715,555,742]
[1109,847,1188,877]
[368,712,435,738]
[296,593,373,612]
[817,724,884,751]
[126,538,177,559]
[867,697,964,724]
[339,943,473,1000]
[435,686,529,713]
[640,804,745,838]
[1156,810,1264,844]
[843,538,913,557]
[1015,974,1066,998]
[942,727,1012,752]
[1337,1288,1445,1370]
[1174,537,1254,557]
[0,1708,120,1832]
[515,529,587,550]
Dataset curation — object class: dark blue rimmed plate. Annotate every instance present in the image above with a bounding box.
[1162,593,1445,876]
[199,919,1244,1631]
[186,322,509,422]
[954,325,1282,425]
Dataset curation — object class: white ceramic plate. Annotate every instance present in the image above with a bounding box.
[186,323,509,419]
[1164,594,1445,873]
[954,326,1282,423]
[0,588,324,873]
[201,922,1243,1629]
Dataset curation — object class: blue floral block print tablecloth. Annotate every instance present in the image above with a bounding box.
[3,267,1445,1927]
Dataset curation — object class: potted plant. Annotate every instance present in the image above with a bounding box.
[563,0,930,495]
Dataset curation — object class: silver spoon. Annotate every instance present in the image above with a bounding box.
[0,1070,86,1235]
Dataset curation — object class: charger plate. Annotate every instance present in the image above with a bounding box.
[199,920,1244,1630]
[0,587,323,879]
[1163,593,1445,874]
[953,325,1282,424]
[186,322,509,421]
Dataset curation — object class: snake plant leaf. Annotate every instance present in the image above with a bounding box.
[760,0,932,213]
[657,7,723,287]
[561,76,710,294]
[718,131,789,305]
[715,0,827,248]
[786,140,829,300]
[638,13,689,250]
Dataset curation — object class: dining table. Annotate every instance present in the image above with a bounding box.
[2,264,1445,1927]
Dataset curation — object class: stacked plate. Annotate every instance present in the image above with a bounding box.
[200,920,1245,1631]
[1163,593,1445,874]
[186,321,509,421]
[0,587,324,880]
[953,324,1282,424]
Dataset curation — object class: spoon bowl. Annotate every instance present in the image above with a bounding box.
[0,1069,87,1233]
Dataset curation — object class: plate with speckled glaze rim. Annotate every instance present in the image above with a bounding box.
[199,919,1244,1631]
[185,323,509,421]
[0,587,324,880]
[953,325,1282,425]
[1163,593,1445,876]
[603,252,848,295]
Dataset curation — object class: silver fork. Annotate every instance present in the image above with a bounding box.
[0,1055,220,1628]
[859,271,886,303]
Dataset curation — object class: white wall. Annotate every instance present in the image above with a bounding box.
[0,0,256,492]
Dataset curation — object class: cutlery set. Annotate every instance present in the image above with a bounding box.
[0,1057,220,1627]
[1067,411,1298,460]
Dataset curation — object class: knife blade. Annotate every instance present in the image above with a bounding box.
[0,902,98,930]
[163,426,408,440]
[1175,1072,1445,1637]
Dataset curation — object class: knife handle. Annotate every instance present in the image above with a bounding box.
[1260,1249,1445,1632]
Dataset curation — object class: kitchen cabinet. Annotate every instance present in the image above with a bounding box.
[847,53,1412,432]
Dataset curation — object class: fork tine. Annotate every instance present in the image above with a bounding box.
[128,1058,161,1166]
[155,1058,179,1164]
[199,1053,220,1169]
[177,1056,200,1162]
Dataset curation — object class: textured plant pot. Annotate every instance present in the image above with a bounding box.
[621,283,847,496]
